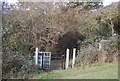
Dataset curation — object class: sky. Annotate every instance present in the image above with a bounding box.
[1,0,120,6]
[103,0,120,6]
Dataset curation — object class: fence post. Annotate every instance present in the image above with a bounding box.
[72,48,76,68]
[65,48,69,70]
[35,47,38,65]
[99,43,102,50]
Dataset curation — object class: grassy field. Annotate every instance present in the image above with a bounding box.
[30,63,118,79]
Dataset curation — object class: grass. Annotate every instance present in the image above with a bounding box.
[30,63,118,79]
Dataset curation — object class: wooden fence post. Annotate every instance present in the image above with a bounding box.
[65,48,69,70]
[72,48,76,68]
[99,43,102,50]
[35,47,38,65]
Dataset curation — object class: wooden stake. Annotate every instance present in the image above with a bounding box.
[35,47,38,65]
[99,43,102,50]
[65,48,69,70]
[72,48,76,68]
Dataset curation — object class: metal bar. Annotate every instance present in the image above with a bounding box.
[51,57,62,59]
[38,52,51,54]
[52,60,62,62]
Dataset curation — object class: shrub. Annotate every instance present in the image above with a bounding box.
[2,55,38,79]
[75,36,118,66]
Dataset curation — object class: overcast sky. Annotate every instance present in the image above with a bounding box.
[103,0,119,6]
[1,0,120,6]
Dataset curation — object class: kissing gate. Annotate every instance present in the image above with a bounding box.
[34,48,76,70]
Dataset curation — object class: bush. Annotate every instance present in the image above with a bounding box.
[75,36,118,66]
[2,55,38,79]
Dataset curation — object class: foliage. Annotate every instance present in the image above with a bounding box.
[2,2,119,78]
[2,55,38,79]
[76,36,118,66]
[61,2,103,13]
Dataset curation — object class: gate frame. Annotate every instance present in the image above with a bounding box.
[34,48,51,69]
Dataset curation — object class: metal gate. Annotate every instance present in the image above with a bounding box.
[34,52,65,70]
[50,52,65,70]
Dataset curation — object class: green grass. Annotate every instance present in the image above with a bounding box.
[30,63,118,79]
